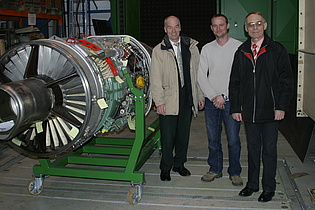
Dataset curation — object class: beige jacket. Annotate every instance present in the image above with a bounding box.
[150,35,203,116]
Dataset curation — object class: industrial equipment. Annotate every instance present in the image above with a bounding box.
[0,35,160,204]
[0,35,152,157]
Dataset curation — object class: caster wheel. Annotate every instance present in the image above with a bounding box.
[127,186,142,205]
[28,179,44,195]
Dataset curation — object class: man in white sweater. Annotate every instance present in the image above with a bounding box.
[198,14,243,186]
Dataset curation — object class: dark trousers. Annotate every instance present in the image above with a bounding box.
[244,121,278,192]
[159,87,192,171]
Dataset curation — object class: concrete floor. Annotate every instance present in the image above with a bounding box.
[0,110,315,210]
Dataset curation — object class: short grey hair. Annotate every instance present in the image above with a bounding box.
[245,11,266,23]
[164,15,181,27]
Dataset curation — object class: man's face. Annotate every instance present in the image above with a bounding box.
[210,16,230,39]
[245,14,267,41]
[164,17,181,43]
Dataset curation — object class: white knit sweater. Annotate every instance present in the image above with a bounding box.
[198,37,242,100]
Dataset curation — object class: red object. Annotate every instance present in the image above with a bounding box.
[105,57,118,76]
[66,38,101,51]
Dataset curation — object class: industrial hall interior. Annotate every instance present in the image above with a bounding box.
[0,0,314,209]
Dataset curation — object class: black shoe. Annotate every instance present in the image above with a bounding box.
[160,170,171,181]
[239,186,259,196]
[172,166,191,176]
[258,191,275,202]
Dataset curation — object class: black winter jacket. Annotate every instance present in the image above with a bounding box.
[229,34,294,123]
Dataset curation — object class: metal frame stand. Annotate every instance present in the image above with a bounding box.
[28,69,160,205]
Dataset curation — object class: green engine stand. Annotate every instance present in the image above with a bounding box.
[28,69,160,205]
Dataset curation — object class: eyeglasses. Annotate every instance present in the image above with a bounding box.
[246,21,265,28]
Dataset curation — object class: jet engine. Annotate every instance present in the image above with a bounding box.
[0,35,152,157]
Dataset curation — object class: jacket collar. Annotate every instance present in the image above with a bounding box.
[161,34,190,50]
[241,33,274,52]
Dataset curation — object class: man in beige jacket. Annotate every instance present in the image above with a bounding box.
[150,15,204,181]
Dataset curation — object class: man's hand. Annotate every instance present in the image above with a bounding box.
[211,95,226,109]
[157,104,166,116]
[232,113,242,122]
[198,100,205,110]
[274,110,285,120]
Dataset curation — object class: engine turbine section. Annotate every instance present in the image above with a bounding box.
[0,35,152,157]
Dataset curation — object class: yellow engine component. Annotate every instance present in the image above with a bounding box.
[136,76,145,89]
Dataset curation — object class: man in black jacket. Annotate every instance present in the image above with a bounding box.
[229,11,293,202]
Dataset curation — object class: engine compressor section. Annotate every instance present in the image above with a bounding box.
[0,35,153,157]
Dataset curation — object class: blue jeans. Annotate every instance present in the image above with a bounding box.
[205,98,242,176]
